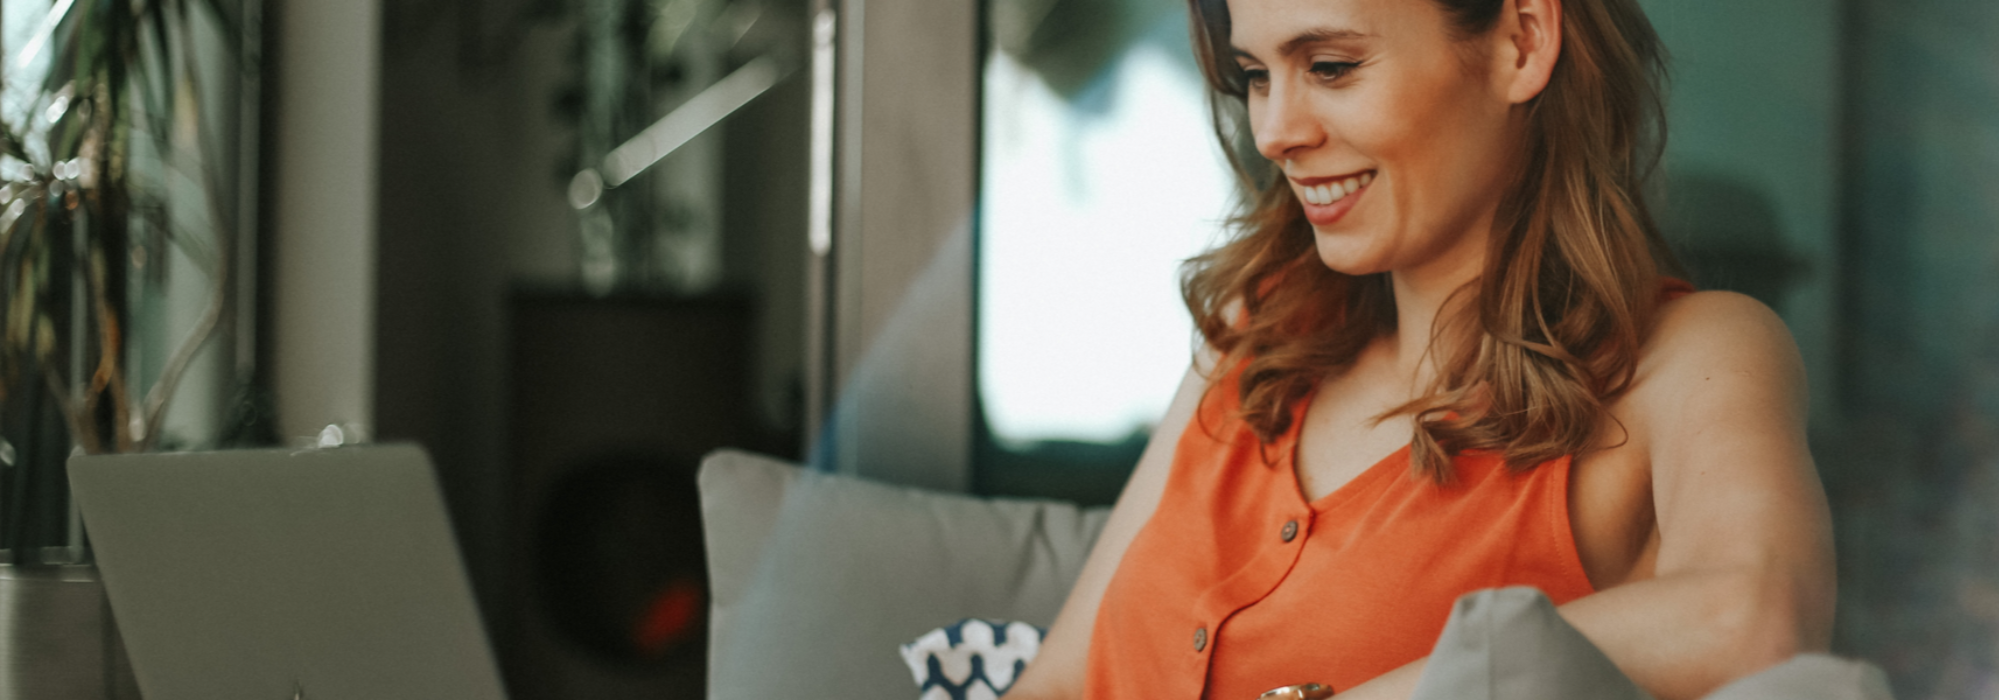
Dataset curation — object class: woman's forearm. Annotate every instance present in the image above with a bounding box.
[1554,566,1819,699]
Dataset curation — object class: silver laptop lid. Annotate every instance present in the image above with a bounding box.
[69,445,507,700]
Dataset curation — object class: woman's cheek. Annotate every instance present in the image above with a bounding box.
[1344,82,1423,159]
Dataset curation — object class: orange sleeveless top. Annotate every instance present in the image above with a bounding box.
[1085,280,1691,699]
[1082,359,1596,700]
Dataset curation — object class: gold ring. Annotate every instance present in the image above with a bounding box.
[1257,682,1335,700]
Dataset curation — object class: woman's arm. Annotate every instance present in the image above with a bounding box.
[1335,291,1837,700]
[1005,351,1219,700]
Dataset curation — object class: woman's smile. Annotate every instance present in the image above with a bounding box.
[1290,169,1375,226]
[1235,0,1521,277]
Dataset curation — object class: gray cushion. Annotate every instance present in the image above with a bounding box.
[1412,587,1896,700]
[1704,654,1896,700]
[697,450,806,676]
[1412,587,1653,700]
[697,450,1111,700]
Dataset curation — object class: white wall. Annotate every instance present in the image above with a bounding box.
[270,0,382,443]
[821,0,979,490]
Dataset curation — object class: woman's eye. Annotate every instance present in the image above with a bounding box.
[1240,68,1270,90]
[1309,61,1360,80]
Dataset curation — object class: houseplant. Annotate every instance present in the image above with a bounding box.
[0,0,259,695]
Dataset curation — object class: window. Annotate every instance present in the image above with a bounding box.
[976,4,1233,502]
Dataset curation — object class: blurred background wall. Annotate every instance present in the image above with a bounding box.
[1634,1,1999,692]
[1827,2,1999,696]
[369,0,809,696]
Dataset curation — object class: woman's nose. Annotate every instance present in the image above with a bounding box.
[1254,82,1323,163]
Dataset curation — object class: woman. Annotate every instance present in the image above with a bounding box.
[1004,0,1835,698]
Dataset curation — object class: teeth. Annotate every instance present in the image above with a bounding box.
[1298,172,1373,207]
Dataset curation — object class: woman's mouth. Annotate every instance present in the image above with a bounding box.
[1293,170,1374,226]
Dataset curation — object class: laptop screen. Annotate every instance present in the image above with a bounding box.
[70,445,507,700]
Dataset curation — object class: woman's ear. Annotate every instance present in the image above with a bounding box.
[1498,0,1562,104]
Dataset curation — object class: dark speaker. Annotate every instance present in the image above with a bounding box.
[502,292,756,700]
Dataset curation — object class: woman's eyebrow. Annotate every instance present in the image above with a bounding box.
[1232,27,1375,61]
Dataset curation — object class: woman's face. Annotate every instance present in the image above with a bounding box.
[1231,0,1522,280]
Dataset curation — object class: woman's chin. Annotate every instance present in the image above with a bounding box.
[1311,235,1390,276]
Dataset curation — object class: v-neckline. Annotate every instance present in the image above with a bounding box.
[1284,388,1413,513]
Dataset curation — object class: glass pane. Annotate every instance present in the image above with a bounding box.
[976,0,1233,501]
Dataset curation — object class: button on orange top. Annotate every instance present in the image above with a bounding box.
[1082,356,1597,700]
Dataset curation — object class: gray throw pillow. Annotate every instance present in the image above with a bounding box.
[1411,587,1653,700]
[1704,654,1896,700]
[698,451,1110,700]
[1411,587,1898,700]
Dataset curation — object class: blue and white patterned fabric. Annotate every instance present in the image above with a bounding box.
[899,619,1046,700]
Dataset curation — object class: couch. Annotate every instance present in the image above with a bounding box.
[697,450,1895,700]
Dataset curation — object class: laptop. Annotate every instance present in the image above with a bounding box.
[69,444,508,700]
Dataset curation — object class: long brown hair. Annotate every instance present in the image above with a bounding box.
[1180,0,1682,480]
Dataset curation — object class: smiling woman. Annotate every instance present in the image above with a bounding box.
[999,0,1836,699]
[1190,0,1679,480]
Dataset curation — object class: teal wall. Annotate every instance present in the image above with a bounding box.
[1650,1,1999,696]
[1828,2,1999,697]
[1640,0,1844,422]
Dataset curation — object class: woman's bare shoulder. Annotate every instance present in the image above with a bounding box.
[1636,290,1808,407]
[1652,289,1794,345]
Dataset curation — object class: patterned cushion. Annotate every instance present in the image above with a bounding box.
[900,619,1047,700]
